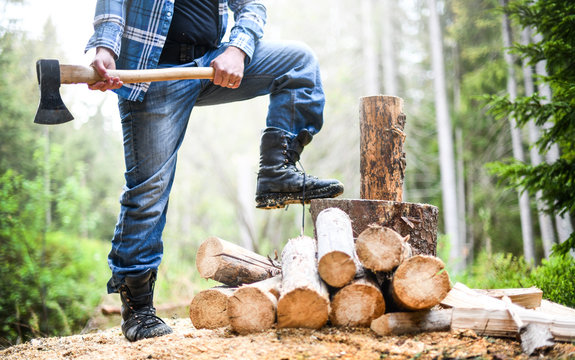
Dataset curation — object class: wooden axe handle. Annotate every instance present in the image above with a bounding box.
[59,64,215,84]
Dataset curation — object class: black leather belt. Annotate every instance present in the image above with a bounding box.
[159,41,212,64]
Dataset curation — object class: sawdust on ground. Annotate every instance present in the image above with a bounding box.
[2,317,574,360]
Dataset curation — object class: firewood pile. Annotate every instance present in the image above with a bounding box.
[189,95,574,355]
[190,206,575,355]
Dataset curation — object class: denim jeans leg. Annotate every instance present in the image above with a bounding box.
[107,79,200,293]
[195,40,325,136]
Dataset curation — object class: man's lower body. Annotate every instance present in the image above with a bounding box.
[108,40,343,341]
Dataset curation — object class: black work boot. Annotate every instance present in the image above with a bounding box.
[119,270,173,342]
[255,127,344,209]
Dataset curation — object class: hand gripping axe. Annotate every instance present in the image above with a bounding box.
[34,59,215,125]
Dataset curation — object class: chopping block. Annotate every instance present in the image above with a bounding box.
[310,95,438,256]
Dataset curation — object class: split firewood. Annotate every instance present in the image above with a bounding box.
[196,236,280,286]
[227,276,281,335]
[277,236,330,329]
[444,283,575,343]
[390,255,451,311]
[316,208,363,288]
[370,309,453,336]
[475,287,543,309]
[329,276,385,327]
[189,286,235,329]
[355,224,411,273]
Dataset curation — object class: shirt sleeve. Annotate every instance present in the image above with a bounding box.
[228,0,267,61]
[85,0,127,58]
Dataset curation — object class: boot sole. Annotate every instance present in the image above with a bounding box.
[255,184,344,209]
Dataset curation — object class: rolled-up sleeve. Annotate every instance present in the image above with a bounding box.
[228,0,266,61]
[85,0,127,58]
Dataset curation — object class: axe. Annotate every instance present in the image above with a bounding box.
[34,59,215,125]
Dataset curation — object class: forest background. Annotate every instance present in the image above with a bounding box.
[1,0,574,348]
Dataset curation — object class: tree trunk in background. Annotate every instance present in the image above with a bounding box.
[500,0,535,263]
[361,0,380,95]
[427,0,462,273]
[456,128,468,266]
[533,33,574,246]
[381,0,398,96]
[236,156,255,252]
[521,28,556,259]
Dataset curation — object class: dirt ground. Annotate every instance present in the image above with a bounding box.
[2,315,574,360]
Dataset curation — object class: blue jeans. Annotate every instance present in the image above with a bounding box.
[107,40,325,292]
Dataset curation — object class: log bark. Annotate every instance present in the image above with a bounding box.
[316,208,362,288]
[355,224,411,272]
[310,199,438,256]
[329,277,385,328]
[370,309,452,336]
[196,236,280,286]
[360,95,406,202]
[390,255,451,310]
[277,236,330,329]
[227,276,281,335]
[189,286,235,329]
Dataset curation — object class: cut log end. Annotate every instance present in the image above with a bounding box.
[189,287,234,329]
[318,251,357,288]
[330,280,385,328]
[277,288,329,329]
[392,255,451,310]
[356,225,406,272]
[228,287,277,335]
[196,236,222,278]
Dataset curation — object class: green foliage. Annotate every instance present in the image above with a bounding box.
[528,254,575,308]
[459,251,575,307]
[486,0,575,255]
[458,252,532,290]
[0,170,109,347]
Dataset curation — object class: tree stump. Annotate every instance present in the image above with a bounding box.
[316,208,363,288]
[196,236,280,286]
[189,286,235,329]
[277,236,330,329]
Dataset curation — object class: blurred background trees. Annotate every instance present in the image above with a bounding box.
[0,0,573,347]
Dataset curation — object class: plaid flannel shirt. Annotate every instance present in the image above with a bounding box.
[85,0,266,101]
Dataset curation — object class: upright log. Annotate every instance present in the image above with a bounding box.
[311,95,438,256]
[360,95,406,202]
[196,236,280,286]
[189,286,235,329]
[227,276,281,335]
[329,277,385,328]
[277,236,330,329]
[316,208,362,288]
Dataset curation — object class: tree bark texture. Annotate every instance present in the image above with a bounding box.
[329,277,385,328]
[189,286,235,330]
[196,236,280,286]
[359,95,406,202]
[316,208,362,288]
[227,276,281,335]
[277,236,330,329]
[355,224,411,272]
[310,199,438,256]
[390,255,451,310]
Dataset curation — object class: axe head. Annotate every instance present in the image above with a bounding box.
[34,59,74,125]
